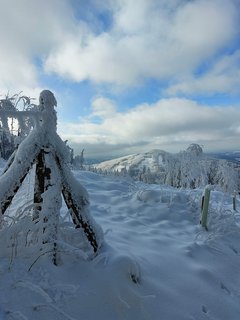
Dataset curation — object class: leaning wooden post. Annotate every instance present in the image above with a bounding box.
[34,91,61,265]
[33,150,45,220]
[40,150,62,266]
[233,190,237,211]
[201,186,211,230]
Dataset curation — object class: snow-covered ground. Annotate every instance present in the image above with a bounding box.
[0,161,240,320]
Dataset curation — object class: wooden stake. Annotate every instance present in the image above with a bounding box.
[56,156,99,253]
[33,150,45,219]
[233,190,237,211]
[201,187,211,230]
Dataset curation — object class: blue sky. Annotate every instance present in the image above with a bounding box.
[0,0,240,159]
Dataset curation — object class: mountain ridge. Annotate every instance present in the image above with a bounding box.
[92,145,240,192]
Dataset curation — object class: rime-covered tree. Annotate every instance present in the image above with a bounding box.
[0,93,38,159]
[73,148,85,170]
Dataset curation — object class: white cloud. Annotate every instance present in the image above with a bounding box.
[91,96,117,119]
[58,97,240,158]
[0,50,38,89]
[167,50,240,95]
[0,0,239,96]
[0,0,75,91]
[0,0,238,161]
[45,0,239,87]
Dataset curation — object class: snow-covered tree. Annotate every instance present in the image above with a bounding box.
[177,144,206,189]
[0,93,38,159]
[213,160,238,192]
[73,148,85,170]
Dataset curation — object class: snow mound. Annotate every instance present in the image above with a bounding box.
[135,189,161,203]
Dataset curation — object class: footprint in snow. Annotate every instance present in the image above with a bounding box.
[229,246,238,254]
[220,282,231,295]
[201,305,208,314]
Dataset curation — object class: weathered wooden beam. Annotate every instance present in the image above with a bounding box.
[0,162,33,214]
[0,128,41,215]
[56,156,99,253]
[33,150,45,218]
[43,151,60,265]
[62,186,99,253]
[34,149,61,265]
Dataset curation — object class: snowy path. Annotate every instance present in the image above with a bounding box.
[0,167,240,320]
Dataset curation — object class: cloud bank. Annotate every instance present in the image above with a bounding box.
[0,0,75,91]
[45,0,240,92]
[1,0,239,95]
[0,0,240,159]
[58,97,240,158]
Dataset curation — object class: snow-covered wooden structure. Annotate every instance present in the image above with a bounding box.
[0,90,103,264]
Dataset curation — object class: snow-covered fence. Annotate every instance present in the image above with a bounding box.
[0,90,103,264]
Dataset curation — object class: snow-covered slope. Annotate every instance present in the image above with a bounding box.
[94,149,171,173]
[0,162,240,320]
[93,146,240,192]
[211,151,240,163]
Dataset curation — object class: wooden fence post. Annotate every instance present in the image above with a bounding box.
[233,190,237,211]
[201,186,211,230]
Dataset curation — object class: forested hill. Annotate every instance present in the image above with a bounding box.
[93,144,240,192]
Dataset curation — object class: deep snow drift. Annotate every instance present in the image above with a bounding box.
[0,162,240,320]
